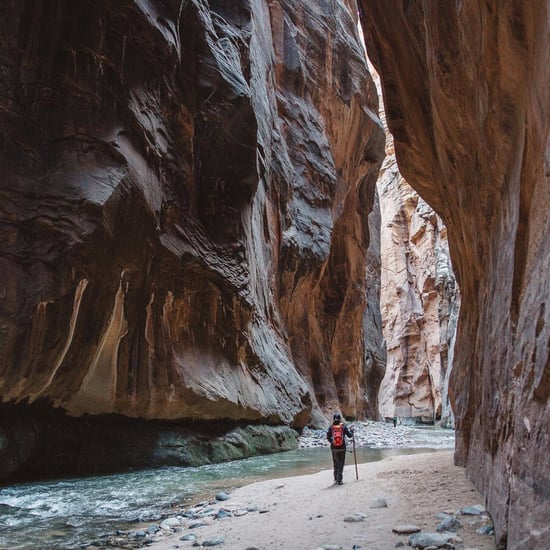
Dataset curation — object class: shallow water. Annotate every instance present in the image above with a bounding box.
[0,426,454,550]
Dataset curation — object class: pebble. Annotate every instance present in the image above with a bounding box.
[202,535,225,546]
[370,497,388,508]
[188,520,206,529]
[392,524,421,535]
[436,516,462,532]
[461,504,485,515]
[409,532,460,549]
[215,492,231,501]
[343,513,366,522]
[299,420,417,449]
[477,524,495,536]
[161,517,181,529]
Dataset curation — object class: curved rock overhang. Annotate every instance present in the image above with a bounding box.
[361,1,550,548]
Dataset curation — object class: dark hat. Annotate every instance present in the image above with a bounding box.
[333,413,341,421]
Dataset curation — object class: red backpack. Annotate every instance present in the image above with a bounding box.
[331,424,344,446]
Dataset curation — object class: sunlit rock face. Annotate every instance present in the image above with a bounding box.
[378,165,459,425]
[0,0,384,476]
[361,1,550,547]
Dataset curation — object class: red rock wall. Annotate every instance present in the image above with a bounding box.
[361,1,550,547]
[0,0,384,451]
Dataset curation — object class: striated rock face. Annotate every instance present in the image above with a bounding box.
[0,0,385,478]
[378,161,459,424]
[362,1,550,547]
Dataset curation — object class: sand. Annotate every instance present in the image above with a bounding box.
[147,450,496,550]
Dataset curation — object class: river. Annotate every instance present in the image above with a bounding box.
[0,425,454,549]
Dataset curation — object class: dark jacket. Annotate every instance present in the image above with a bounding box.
[327,421,353,449]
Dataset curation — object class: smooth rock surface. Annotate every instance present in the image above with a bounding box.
[361,1,550,546]
[0,0,384,478]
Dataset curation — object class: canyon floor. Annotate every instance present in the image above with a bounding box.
[146,450,496,550]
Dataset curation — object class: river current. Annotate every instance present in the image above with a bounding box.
[0,425,454,549]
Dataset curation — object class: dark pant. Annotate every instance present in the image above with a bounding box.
[331,447,346,482]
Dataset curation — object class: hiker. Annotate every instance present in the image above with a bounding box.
[327,413,354,485]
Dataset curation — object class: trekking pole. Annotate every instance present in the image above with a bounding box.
[352,433,359,480]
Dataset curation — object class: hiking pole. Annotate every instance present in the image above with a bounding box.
[352,433,358,480]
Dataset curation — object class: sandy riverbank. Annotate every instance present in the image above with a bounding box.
[145,450,496,550]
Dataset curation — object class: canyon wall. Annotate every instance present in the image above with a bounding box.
[361,1,550,547]
[0,0,385,478]
[378,158,458,425]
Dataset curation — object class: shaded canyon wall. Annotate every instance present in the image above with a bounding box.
[361,1,550,548]
[0,0,385,479]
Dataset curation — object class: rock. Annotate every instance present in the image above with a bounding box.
[133,530,146,538]
[461,505,485,516]
[408,532,459,549]
[395,543,405,548]
[146,525,160,535]
[215,509,232,519]
[377,153,458,424]
[179,534,197,542]
[436,516,462,532]
[0,0,384,486]
[160,517,181,529]
[370,497,388,508]
[321,545,343,550]
[344,513,366,522]
[188,520,206,529]
[392,525,421,535]
[215,492,231,502]
[233,509,248,517]
[362,2,550,547]
[202,536,225,547]
[477,525,495,536]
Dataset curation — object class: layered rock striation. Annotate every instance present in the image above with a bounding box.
[362,1,550,547]
[0,0,385,478]
[378,162,459,425]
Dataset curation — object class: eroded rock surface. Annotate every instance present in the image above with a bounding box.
[0,1,384,477]
[378,167,458,424]
[362,1,550,547]
[375,81,459,425]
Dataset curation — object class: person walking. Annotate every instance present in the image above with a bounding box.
[327,413,353,485]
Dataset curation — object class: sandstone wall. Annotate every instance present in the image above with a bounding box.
[0,1,385,478]
[361,1,550,547]
[378,159,458,424]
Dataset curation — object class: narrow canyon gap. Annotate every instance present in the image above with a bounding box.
[361,1,550,548]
